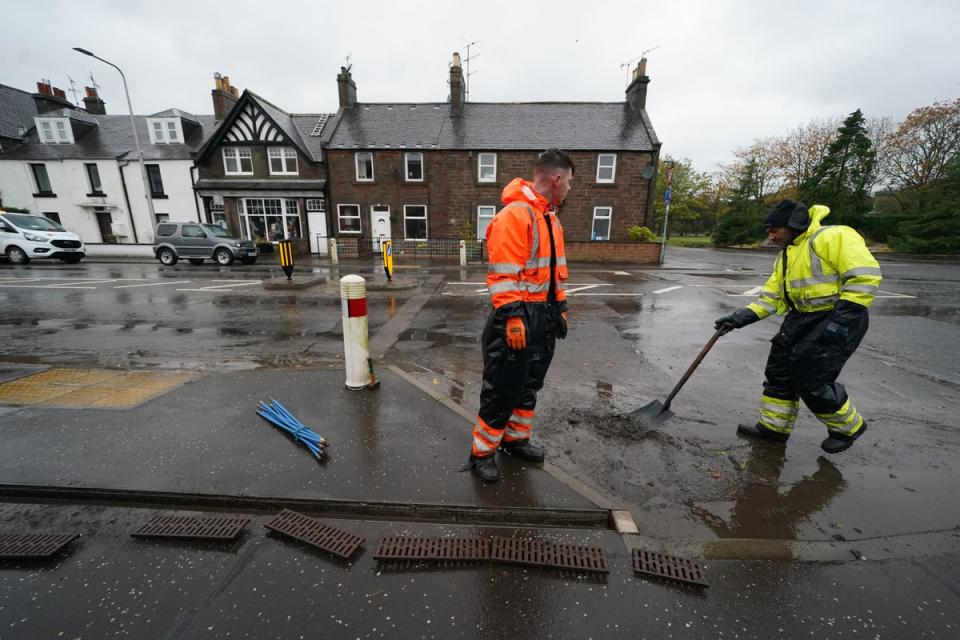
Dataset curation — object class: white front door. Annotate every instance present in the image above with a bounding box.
[308,208,328,255]
[370,205,391,253]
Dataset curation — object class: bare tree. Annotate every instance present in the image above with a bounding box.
[772,117,840,192]
[884,98,960,192]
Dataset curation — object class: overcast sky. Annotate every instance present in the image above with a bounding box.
[4,0,958,173]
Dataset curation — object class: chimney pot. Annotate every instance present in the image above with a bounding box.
[626,58,651,114]
[211,72,239,120]
[449,52,465,117]
[337,66,358,109]
[83,85,107,115]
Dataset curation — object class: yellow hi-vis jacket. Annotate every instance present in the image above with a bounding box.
[748,205,882,319]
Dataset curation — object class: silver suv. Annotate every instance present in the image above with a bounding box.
[153,222,258,266]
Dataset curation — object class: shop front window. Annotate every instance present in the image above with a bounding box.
[240,198,302,242]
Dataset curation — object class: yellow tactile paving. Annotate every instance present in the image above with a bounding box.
[23,368,123,386]
[0,368,196,409]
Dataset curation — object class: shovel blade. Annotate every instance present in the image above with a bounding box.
[629,400,674,424]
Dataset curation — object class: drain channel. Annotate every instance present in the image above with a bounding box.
[0,484,610,529]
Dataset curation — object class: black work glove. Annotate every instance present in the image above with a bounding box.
[821,300,866,345]
[714,308,760,336]
[557,311,568,339]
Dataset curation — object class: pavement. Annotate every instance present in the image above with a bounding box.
[1,249,959,639]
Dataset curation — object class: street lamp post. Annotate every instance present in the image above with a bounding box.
[73,47,155,240]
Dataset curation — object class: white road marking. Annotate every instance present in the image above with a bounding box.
[567,292,644,297]
[0,283,97,289]
[563,284,610,294]
[612,271,631,276]
[113,280,191,289]
[653,285,683,294]
[874,290,917,299]
[742,286,763,296]
[176,281,260,291]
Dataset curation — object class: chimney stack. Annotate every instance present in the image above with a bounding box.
[33,80,74,114]
[449,52,465,117]
[337,66,357,109]
[83,86,107,115]
[625,57,651,114]
[212,72,240,121]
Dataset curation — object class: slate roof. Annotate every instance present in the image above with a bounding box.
[0,84,39,141]
[1,109,218,161]
[327,102,660,151]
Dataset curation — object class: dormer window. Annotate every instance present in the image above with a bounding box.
[147,118,183,144]
[36,117,73,144]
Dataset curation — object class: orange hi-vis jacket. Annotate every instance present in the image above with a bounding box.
[486,178,568,312]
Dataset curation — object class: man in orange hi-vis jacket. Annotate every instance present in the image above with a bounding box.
[467,149,574,483]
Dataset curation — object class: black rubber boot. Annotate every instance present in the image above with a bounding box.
[499,439,545,463]
[821,423,868,454]
[736,422,789,443]
[468,454,501,482]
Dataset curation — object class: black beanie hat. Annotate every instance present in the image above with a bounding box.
[764,199,809,231]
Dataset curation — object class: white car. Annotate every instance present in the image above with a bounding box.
[0,210,86,265]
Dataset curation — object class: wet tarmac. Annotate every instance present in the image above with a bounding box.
[2,250,959,637]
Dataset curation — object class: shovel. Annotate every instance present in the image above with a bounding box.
[630,328,723,424]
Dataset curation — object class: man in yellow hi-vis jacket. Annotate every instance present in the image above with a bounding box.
[715,200,882,454]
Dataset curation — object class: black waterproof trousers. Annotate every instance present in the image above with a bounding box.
[477,302,563,433]
[762,309,869,414]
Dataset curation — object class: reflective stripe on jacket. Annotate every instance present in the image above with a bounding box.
[748,205,882,319]
[486,178,568,311]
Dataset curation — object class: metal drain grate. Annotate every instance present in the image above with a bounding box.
[131,515,249,540]
[0,533,78,559]
[632,548,708,587]
[374,536,490,562]
[264,510,363,559]
[490,536,608,574]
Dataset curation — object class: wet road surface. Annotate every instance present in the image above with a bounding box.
[1,251,959,637]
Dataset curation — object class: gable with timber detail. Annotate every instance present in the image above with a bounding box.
[224,103,285,143]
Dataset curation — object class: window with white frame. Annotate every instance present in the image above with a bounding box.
[208,200,226,227]
[403,205,428,240]
[477,205,496,241]
[596,153,617,183]
[240,198,302,242]
[305,199,325,212]
[35,117,72,144]
[147,118,183,144]
[337,204,362,234]
[478,152,497,182]
[405,152,424,181]
[355,152,374,181]
[223,147,253,174]
[592,206,612,241]
[268,147,299,175]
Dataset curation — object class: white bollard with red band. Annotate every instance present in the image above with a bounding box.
[340,275,376,390]
[459,239,467,266]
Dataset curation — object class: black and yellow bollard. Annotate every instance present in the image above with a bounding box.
[278,239,294,280]
[381,240,393,282]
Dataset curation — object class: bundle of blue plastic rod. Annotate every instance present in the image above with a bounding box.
[256,399,328,461]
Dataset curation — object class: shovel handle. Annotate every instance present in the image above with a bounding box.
[661,328,723,411]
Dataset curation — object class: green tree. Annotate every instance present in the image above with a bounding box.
[651,156,713,237]
[712,158,767,247]
[800,109,876,228]
[890,156,960,254]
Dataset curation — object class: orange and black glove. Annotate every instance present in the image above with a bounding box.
[558,312,569,339]
[505,316,527,351]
